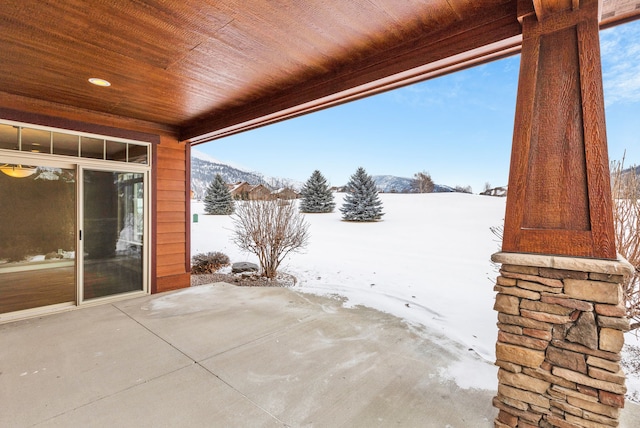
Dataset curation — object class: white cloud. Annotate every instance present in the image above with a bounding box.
[600,21,640,106]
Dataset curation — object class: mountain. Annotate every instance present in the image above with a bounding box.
[624,165,640,175]
[190,151,301,199]
[372,175,414,193]
[191,150,463,197]
[372,175,455,193]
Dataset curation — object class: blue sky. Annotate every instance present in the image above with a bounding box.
[197,20,640,193]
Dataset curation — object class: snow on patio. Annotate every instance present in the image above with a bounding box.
[191,192,640,397]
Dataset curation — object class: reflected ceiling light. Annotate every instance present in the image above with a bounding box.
[0,164,37,178]
[88,77,111,87]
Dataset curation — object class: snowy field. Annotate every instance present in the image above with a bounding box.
[191,192,640,397]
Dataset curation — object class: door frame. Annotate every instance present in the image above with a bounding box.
[0,119,152,321]
[77,165,151,306]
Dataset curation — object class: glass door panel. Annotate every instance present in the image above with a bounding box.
[0,165,76,313]
[82,170,145,300]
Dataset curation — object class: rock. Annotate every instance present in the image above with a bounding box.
[498,369,550,394]
[564,279,622,305]
[521,299,574,315]
[552,367,627,395]
[588,366,625,384]
[566,311,598,350]
[523,328,552,341]
[496,343,545,368]
[599,328,624,353]
[546,346,587,373]
[498,384,550,409]
[494,293,520,315]
[499,330,549,350]
[597,315,630,331]
[586,356,620,373]
[231,262,259,273]
[599,390,625,408]
[594,303,626,317]
[541,295,594,312]
[520,309,572,324]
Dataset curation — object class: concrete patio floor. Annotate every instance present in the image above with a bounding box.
[1,283,639,427]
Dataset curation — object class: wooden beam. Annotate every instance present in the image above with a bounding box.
[0,91,179,139]
[182,2,522,144]
[533,0,575,20]
[502,0,616,259]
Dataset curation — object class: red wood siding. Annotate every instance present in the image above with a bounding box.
[155,136,190,291]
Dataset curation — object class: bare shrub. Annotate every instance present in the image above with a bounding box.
[454,185,473,194]
[611,158,640,331]
[191,251,230,274]
[412,171,435,193]
[232,199,309,279]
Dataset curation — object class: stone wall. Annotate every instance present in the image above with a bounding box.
[491,253,634,428]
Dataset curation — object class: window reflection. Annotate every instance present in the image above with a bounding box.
[0,124,19,150]
[0,166,76,313]
[83,170,144,299]
[0,123,149,166]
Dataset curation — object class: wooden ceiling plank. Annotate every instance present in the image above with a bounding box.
[1,0,636,141]
[183,3,521,142]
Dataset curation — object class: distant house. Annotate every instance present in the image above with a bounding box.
[229,181,251,199]
[480,186,508,197]
[228,181,273,200]
[247,184,272,200]
[273,187,299,200]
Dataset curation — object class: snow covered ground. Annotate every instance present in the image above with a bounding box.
[191,192,640,397]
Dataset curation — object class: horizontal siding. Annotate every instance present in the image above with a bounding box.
[157,242,188,256]
[157,273,190,292]
[158,168,187,181]
[158,190,186,202]
[155,135,190,291]
[157,179,188,192]
[157,232,186,245]
[158,201,188,212]
[157,211,186,223]
[157,148,186,161]
[157,156,186,170]
[157,262,188,278]
[158,253,188,267]
[156,222,185,234]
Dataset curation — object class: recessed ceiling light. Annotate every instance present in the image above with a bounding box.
[88,77,111,87]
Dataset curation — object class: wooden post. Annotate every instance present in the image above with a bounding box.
[493,2,632,426]
[502,0,616,259]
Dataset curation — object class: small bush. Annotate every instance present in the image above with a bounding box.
[45,251,63,260]
[191,252,230,274]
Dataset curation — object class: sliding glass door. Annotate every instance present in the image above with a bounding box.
[81,169,146,301]
[0,120,151,318]
[0,163,77,314]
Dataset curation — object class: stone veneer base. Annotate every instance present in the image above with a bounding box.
[491,252,634,428]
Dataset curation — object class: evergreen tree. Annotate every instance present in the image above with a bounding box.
[340,167,384,221]
[299,170,336,213]
[204,174,235,215]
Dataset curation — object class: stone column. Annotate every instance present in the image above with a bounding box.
[492,252,634,428]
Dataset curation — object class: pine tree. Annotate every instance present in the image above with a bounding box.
[299,170,336,213]
[340,167,384,221]
[204,174,235,215]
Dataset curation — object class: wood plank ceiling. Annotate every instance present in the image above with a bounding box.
[0,0,637,144]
